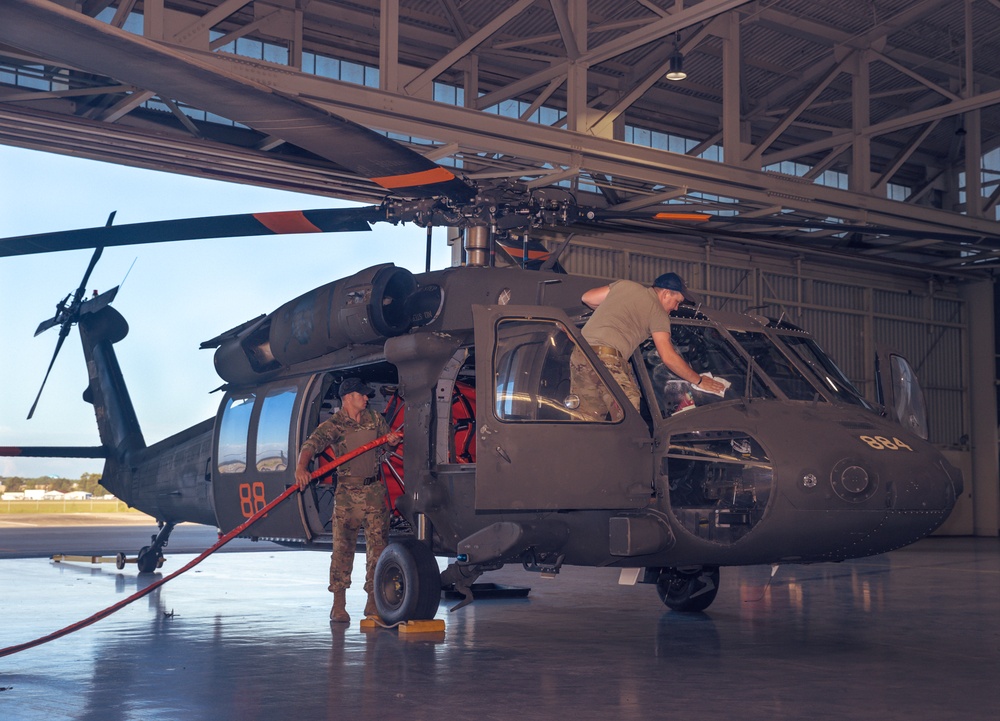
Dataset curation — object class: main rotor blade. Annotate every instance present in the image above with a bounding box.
[0,0,476,203]
[587,209,994,245]
[0,207,381,258]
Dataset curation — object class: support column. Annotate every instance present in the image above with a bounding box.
[963,278,999,536]
[143,0,165,39]
[721,11,744,167]
[963,0,983,216]
[380,0,400,92]
[565,0,588,133]
[850,50,871,193]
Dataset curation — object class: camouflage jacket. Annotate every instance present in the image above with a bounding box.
[301,407,390,478]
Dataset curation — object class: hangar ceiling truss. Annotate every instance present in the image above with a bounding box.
[2,0,1000,274]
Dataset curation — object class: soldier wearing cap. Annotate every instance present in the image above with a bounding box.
[571,273,725,420]
[295,377,401,624]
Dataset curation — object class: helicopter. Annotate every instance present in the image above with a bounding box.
[0,0,967,623]
[0,235,963,621]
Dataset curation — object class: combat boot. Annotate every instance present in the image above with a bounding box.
[364,592,378,618]
[330,589,350,623]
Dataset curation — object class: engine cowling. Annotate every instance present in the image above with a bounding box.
[212,264,417,384]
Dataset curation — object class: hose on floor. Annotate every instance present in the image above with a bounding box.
[0,432,397,658]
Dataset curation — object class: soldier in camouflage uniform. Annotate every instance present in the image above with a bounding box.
[572,273,725,421]
[295,377,401,624]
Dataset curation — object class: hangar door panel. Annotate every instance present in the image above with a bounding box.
[473,305,652,511]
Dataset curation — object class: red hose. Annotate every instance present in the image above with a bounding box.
[0,432,397,658]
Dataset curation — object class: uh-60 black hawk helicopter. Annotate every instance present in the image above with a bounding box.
[0,0,965,624]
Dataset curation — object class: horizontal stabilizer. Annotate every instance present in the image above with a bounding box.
[0,446,107,458]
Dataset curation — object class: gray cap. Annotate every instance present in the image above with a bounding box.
[338,377,375,398]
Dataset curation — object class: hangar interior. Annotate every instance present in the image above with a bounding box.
[0,0,998,539]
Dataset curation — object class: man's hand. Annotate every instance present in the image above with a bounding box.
[387,430,403,445]
[696,375,727,394]
[294,467,312,491]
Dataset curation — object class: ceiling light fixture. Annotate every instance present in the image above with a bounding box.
[666,51,686,81]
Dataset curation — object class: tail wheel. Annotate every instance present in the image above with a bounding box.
[374,537,441,624]
[136,545,161,574]
[656,566,720,612]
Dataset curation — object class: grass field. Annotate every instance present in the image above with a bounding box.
[0,499,144,515]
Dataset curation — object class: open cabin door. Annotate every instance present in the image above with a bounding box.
[472,304,653,511]
[875,347,929,439]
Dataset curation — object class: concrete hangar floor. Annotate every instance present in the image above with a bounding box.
[0,527,998,721]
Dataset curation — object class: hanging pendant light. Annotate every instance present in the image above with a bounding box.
[666,51,686,81]
[666,33,687,81]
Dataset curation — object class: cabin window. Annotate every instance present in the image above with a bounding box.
[256,387,297,472]
[218,393,255,474]
[493,317,618,423]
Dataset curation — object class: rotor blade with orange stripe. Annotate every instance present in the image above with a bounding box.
[585,208,991,243]
[0,0,477,203]
[0,207,381,258]
[494,236,565,272]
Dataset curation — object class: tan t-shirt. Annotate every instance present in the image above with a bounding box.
[581,280,673,357]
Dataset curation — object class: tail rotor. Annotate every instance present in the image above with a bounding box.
[27,213,116,419]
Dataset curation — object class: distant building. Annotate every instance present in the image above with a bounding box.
[64,491,93,500]
[24,489,46,500]
[1,492,25,501]
[43,490,66,500]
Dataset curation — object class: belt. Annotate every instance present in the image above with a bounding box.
[590,344,622,358]
[340,475,379,486]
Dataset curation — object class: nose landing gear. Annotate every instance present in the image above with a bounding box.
[655,565,720,612]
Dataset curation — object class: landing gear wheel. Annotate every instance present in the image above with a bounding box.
[374,537,442,624]
[115,552,126,570]
[656,566,720,612]
[136,545,160,574]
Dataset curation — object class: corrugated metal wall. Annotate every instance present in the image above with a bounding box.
[561,238,967,447]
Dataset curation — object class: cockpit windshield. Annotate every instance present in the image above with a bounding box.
[728,331,820,401]
[773,334,874,410]
[641,325,773,418]
[640,323,873,418]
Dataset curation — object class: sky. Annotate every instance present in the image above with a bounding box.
[0,144,449,479]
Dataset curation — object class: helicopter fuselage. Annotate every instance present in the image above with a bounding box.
[81,264,960,584]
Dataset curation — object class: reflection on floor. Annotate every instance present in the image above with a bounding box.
[1,537,999,721]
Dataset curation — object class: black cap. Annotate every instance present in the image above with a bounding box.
[653,272,699,303]
[338,377,375,398]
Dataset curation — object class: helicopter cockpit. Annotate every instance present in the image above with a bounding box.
[638,315,886,545]
[641,318,875,418]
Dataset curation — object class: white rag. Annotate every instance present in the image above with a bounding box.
[691,372,731,398]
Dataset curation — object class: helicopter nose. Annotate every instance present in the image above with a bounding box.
[884,453,963,512]
[856,451,962,555]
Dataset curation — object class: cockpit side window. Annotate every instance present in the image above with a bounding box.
[642,325,772,418]
[887,354,928,438]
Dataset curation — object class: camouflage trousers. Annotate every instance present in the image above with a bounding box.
[570,345,639,422]
[328,481,390,594]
